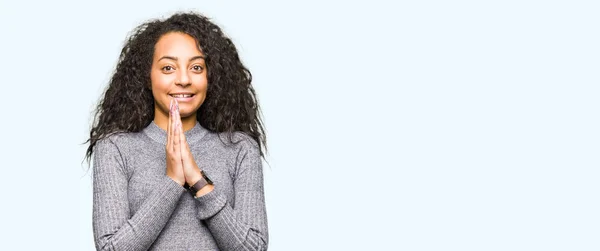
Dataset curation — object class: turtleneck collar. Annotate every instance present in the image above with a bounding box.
[142,120,209,145]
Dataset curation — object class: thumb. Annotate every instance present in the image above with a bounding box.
[178,123,191,160]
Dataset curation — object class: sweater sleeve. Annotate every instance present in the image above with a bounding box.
[92,137,186,251]
[193,139,269,251]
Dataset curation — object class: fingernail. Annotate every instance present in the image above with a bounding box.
[169,99,174,113]
[175,99,179,112]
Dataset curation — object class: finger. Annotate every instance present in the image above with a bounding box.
[171,98,177,153]
[178,120,189,159]
[173,99,180,153]
[174,98,181,126]
[167,98,173,152]
[173,108,181,157]
[173,100,190,157]
[179,120,190,153]
[174,99,184,148]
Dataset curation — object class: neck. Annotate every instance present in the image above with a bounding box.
[154,112,197,132]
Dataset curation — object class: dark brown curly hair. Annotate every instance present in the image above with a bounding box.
[85,12,266,162]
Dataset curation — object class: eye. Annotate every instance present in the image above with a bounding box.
[162,65,175,72]
[192,65,204,72]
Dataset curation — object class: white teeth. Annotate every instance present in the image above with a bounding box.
[171,94,193,98]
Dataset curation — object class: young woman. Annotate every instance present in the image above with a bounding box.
[86,12,268,250]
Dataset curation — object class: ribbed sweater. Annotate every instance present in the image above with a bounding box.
[92,121,268,250]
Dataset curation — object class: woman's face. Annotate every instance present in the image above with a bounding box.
[150,32,208,122]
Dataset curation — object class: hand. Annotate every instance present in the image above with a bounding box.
[174,117,203,187]
[171,101,215,196]
[179,132,214,196]
[165,99,186,186]
[179,132,203,187]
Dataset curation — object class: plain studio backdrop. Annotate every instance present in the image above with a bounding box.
[0,0,598,250]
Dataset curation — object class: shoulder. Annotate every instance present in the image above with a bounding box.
[232,131,259,148]
[227,132,262,166]
[200,130,260,158]
[94,130,147,153]
[200,129,257,146]
[93,131,150,171]
[220,131,259,151]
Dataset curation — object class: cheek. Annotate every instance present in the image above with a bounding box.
[151,72,170,92]
[150,73,171,105]
[194,75,209,92]
[200,82,209,93]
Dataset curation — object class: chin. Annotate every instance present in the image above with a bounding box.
[180,113,196,119]
[179,107,201,119]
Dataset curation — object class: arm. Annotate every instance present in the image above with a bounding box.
[92,138,186,251]
[194,139,269,251]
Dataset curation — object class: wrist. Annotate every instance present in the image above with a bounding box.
[168,175,185,186]
[195,184,215,197]
[186,172,203,187]
[187,170,214,197]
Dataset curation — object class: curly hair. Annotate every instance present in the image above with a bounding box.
[85,12,266,162]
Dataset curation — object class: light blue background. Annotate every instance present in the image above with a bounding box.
[0,0,598,250]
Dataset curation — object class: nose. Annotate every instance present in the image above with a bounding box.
[176,69,191,87]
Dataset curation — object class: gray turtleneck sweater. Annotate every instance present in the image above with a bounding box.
[92,121,268,250]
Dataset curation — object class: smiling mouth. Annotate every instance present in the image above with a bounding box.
[170,94,194,98]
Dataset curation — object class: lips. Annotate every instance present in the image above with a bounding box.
[170,94,194,98]
[169,93,196,103]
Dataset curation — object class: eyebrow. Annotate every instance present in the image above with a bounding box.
[158,55,206,62]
